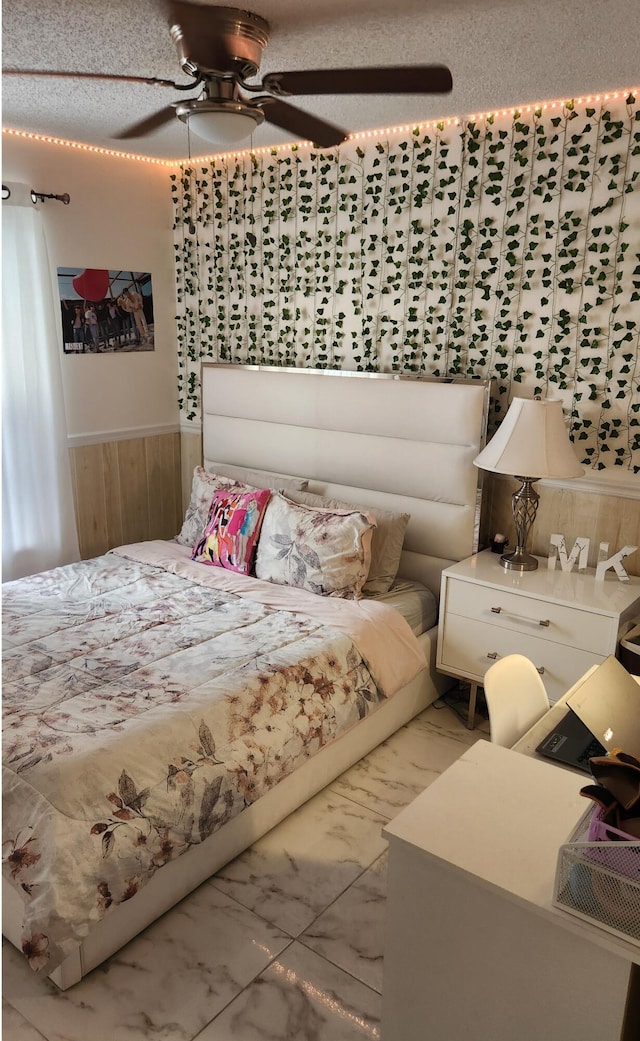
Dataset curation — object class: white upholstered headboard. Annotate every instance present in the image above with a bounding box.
[201,364,491,597]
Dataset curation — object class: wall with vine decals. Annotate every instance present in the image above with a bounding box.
[171,92,640,471]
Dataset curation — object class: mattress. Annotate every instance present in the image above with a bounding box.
[369,579,438,636]
[2,540,426,977]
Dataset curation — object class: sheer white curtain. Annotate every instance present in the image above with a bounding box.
[2,183,79,581]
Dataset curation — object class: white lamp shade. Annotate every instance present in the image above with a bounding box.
[473,398,584,479]
[187,110,261,144]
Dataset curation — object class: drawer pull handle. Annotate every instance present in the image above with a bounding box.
[490,606,551,628]
[486,650,545,676]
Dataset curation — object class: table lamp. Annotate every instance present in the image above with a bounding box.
[473,397,583,572]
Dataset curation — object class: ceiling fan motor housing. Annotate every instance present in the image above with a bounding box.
[168,3,270,79]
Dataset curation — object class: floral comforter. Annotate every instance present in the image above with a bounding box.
[2,541,425,974]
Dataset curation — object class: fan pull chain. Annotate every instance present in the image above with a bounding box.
[187,121,196,235]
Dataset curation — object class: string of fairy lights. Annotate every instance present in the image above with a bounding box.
[2,87,636,167]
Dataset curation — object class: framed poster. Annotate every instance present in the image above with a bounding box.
[58,268,154,354]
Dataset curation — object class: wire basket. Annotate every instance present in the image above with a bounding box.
[554,806,640,946]
[587,803,639,843]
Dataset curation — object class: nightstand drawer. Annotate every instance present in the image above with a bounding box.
[444,580,612,655]
[438,614,603,703]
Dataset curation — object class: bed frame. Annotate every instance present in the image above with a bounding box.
[3,365,490,988]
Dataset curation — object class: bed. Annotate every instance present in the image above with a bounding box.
[2,365,490,989]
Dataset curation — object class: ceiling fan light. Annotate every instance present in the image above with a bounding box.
[178,101,264,144]
[188,109,259,143]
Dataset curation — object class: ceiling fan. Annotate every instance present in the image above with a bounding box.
[3,2,453,148]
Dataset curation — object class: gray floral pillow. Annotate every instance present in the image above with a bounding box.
[176,467,245,547]
[255,493,376,599]
[288,490,409,595]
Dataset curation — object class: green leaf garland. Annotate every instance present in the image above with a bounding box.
[172,93,640,471]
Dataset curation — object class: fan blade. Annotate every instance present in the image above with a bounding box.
[113,106,178,140]
[257,98,347,148]
[2,69,179,88]
[262,65,453,97]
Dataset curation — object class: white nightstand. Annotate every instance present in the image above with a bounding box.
[436,548,640,726]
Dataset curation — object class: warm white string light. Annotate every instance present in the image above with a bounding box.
[3,86,636,168]
[1,127,176,165]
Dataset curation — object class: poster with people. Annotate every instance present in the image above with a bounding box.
[57,268,155,354]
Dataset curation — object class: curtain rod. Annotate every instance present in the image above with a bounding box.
[30,190,71,204]
[1,185,71,204]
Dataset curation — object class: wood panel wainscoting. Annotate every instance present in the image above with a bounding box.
[70,432,182,560]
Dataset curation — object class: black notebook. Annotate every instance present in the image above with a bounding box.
[536,708,606,773]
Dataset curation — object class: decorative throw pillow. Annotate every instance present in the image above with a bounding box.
[255,493,376,599]
[176,467,246,547]
[288,490,410,595]
[192,487,272,574]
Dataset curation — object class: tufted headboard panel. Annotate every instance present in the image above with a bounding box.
[202,364,491,597]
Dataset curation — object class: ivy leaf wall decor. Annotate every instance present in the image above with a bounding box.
[171,92,640,471]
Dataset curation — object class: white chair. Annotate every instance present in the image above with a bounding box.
[482,654,550,747]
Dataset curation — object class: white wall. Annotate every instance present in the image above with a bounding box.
[2,136,179,441]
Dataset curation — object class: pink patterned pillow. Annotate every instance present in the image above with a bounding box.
[191,488,272,574]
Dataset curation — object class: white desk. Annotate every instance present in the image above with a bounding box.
[382,740,639,1041]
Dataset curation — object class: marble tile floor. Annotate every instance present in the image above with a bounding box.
[3,697,489,1041]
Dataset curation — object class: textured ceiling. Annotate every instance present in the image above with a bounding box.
[2,0,638,160]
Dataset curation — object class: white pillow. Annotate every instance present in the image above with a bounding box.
[206,462,308,494]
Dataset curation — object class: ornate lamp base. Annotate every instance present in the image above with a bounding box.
[500,476,540,572]
[500,548,539,572]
